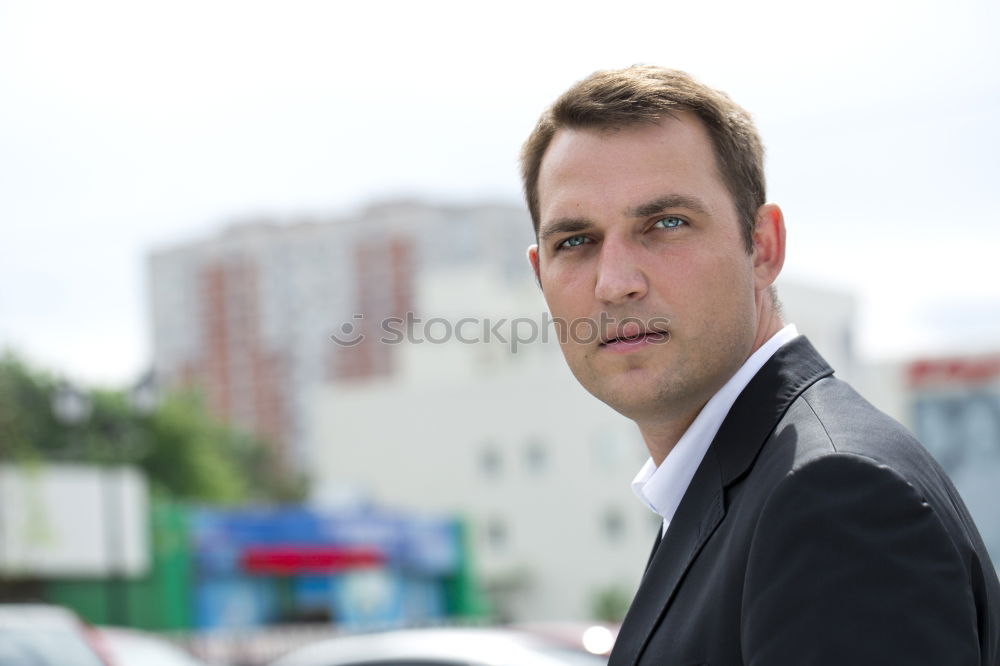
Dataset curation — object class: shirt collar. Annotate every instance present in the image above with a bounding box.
[631,324,800,531]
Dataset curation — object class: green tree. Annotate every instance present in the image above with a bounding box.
[0,351,302,503]
[0,354,65,461]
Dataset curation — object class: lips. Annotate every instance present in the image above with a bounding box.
[599,322,670,346]
[602,331,668,345]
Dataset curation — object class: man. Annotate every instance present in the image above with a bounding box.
[520,65,1000,665]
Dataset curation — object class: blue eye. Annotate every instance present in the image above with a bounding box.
[557,235,589,250]
[653,216,685,229]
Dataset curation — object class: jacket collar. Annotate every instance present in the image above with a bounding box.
[610,335,833,666]
[714,335,833,487]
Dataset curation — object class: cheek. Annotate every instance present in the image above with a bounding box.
[704,261,757,331]
[541,264,593,315]
[668,254,753,322]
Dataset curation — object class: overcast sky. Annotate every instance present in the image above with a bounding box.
[1,0,998,386]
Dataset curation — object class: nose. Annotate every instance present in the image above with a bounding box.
[594,236,648,304]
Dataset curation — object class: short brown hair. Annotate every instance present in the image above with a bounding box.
[520,65,765,252]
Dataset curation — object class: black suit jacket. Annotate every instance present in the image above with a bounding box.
[609,336,1000,665]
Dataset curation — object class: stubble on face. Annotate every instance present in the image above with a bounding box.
[533,114,760,438]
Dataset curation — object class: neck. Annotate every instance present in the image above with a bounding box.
[638,408,704,466]
[750,298,784,356]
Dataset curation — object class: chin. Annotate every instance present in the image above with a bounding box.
[586,374,675,420]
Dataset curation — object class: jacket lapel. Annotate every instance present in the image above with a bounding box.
[643,524,663,574]
[609,336,833,666]
[611,445,725,666]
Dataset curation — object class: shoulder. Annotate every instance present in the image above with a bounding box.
[772,376,955,499]
[783,376,924,459]
[735,373,1000,663]
[756,376,989,573]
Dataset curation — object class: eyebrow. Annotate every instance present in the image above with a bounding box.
[538,217,592,242]
[628,194,710,218]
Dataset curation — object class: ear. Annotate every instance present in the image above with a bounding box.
[527,244,542,288]
[751,203,786,291]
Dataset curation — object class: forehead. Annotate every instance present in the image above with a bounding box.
[536,114,728,222]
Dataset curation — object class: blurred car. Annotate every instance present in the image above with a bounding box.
[510,622,618,657]
[268,627,609,666]
[98,627,210,666]
[0,603,111,666]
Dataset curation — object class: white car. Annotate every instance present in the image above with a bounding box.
[0,603,110,666]
[269,627,609,666]
[98,627,210,666]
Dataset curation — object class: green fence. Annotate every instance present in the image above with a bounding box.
[46,501,192,629]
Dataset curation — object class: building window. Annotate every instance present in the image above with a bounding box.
[480,444,501,478]
[525,438,547,473]
[602,507,626,543]
[487,517,508,551]
[592,427,623,468]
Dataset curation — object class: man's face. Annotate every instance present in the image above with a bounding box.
[529,113,763,425]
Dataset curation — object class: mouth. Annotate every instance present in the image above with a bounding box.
[599,322,670,347]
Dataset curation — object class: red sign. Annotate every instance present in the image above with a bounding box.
[241,546,385,574]
[907,356,1000,388]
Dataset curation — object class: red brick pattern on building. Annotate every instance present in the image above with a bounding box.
[331,235,414,381]
[174,259,291,469]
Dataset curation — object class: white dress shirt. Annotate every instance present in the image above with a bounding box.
[631,324,800,536]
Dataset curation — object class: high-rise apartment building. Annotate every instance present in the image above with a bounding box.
[147,201,533,472]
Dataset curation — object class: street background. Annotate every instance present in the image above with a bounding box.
[1,1,998,663]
